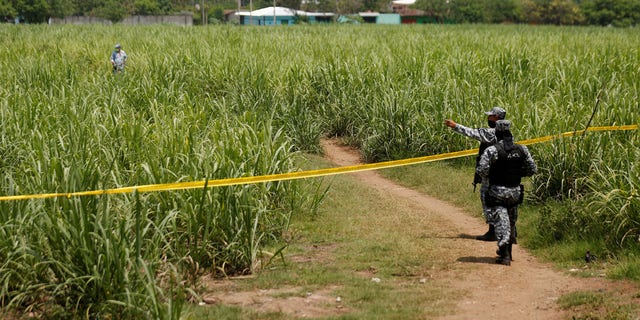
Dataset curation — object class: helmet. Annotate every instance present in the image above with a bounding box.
[484,107,506,120]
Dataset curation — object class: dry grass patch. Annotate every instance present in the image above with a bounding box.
[200,279,349,318]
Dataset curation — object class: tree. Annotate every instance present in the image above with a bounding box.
[520,0,546,23]
[484,0,518,23]
[134,0,160,14]
[93,0,129,22]
[157,0,172,13]
[334,0,362,14]
[72,0,102,15]
[413,0,451,23]
[449,0,484,23]
[48,0,75,17]
[278,0,302,10]
[519,0,583,25]
[580,0,640,27]
[204,4,225,22]
[547,0,583,24]
[14,0,50,22]
[0,0,17,21]
[301,0,335,12]
[361,0,388,12]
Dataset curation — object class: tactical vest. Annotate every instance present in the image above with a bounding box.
[488,143,526,188]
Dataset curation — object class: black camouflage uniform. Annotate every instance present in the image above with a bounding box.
[477,120,537,266]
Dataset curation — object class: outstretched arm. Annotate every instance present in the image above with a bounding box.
[451,123,496,144]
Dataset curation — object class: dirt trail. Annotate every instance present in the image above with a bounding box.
[319,139,615,320]
[204,138,632,319]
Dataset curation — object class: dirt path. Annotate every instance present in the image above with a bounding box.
[319,139,616,320]
[204,138,634,319]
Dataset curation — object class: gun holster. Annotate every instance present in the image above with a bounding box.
[472,172,482,192]
[518,184,525,204]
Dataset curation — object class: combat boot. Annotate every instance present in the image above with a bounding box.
[476,224,497,241]
[495,245,503,263]
[496,245,511,266]
[508,243,513,262]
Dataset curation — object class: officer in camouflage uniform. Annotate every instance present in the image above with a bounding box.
[110,44,127,74]
[445,106,507,241]
[477,120,537,266]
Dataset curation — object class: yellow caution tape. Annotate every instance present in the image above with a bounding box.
[0,124,636,201]
[518,124,638,146]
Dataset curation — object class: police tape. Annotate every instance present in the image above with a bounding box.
[0,124,637,201]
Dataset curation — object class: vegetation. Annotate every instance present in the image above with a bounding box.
[0,23,638,317]
[184,154,640,319]
[184,153,461,319]
[0,24,325,318]
[1,0,639,26]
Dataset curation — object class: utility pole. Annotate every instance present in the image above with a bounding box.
[201,0,207,25]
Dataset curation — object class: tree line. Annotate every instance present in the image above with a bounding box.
[413,0,640,26]
[1,0,639,26]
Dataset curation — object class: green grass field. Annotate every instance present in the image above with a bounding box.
[0,23,638,318]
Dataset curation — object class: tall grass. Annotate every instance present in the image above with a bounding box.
[0,24,325,317]
[0,23,638,316]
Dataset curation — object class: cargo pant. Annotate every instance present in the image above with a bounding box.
[485,185,521,247]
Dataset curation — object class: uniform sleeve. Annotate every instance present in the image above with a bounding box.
[122,51,127,61]
[110,51,115,62]
[520,145,537,177]
[452,124,496,144]
[476,146,497,178]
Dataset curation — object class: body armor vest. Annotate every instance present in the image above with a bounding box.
[489,143,525,187]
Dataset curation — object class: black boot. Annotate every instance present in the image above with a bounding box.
[508,243,513,262]
[496,245,511,266]
[495,246,503,263]
[476,224,497,241]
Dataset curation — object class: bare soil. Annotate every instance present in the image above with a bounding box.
[202,138,639,319]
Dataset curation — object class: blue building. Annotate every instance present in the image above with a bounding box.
[358,12,401,24]
[236,6,333,25]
